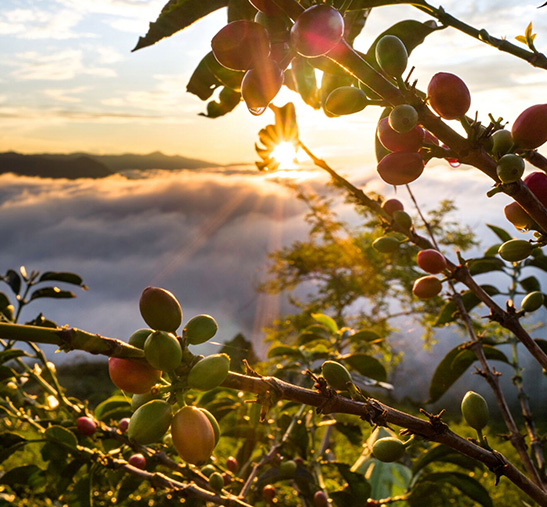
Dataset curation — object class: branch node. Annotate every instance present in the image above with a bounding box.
[419,408,448,434]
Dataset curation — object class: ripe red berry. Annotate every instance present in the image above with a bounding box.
[381,198,404,216]
[511,104,547,149]
[417,249,448,274]
[241,59,284,113]
[262,484,276,501]
[76,416,97,436]
[504,202,533,230]
[290,5,344,57]
[377,152,425,186]
[222,472,232,486]
[523,171,547,207]
[427,72,471,120]
[108,357,161,395]
[377,117,424,152]
[313,490,329,507]
[412,276,443,299]
[118,417,130,433]
[226,456,238,473]
[212,21,271,71]
[128,453,146,470]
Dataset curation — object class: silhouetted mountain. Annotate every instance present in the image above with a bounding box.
[90,151,220,171]
[0,152,112,179]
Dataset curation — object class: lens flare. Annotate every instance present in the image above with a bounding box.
[270,142,298,169]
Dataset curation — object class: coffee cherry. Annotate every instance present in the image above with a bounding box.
[290,5,344,57]
[279,459,297,477]
[131,391,160,411]
[262,484,276,501]
[372,236,400,254]
[172,406,216,465]
[372,437,405,462]
[139,286,182,333]
[512,104,547,149]
[496,154,525,183]
[108,357,161,395]
[461,391,489,431]
[198,407,220,446]
[128,400,173,445]
[185,314,218,345]
[128,328,153,349]
[226,456,238,473]
[523,171,547,207]
[144,330,182,372]
[241,59,284,112]
[377,152,425,186]
[389,104,419,133]
[427,72,471,120]
[201,464,216,477]
[375,35,408,77]
[321,360,352,391]
[209,471,225,493]
[498,239,534,262]
[76,416,97,436]
[521,291,544,312]
[412,276,442,299]
[491,129,513,157]
[504,202,533,230]
[325,86,368,116]
[222,472,232,486]
[381,198,404,216]
[250,0,284,17]
[393,210,412,230]
[211,21,271,71]
[313,491,329,507]
[417,249,448,274]
[187,353,230,391]
[118,417,130,433]
[377,117,425,152]
[128,453,146,470]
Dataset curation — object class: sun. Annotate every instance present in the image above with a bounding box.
[270,141,299,169]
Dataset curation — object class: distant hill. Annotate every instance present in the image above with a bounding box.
[0,151,219,179]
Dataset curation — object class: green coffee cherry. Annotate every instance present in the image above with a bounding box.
[187,353,230,391]
[389,104,419,133]
[375,35,408,77]
[139,286,182,332]
[461,391,489,431]
[491,129,513,157]
[393,210,412,230]
[185,314,219,345]
[144,330,182,371]
[209,472,225,492]
[498,239,534,262]
[321,360,352,391]
[372,236,400,254]
[521,291,544,312]
[496,154,525,184]
[131,391,161,411]
[325,86,368,116]
[201,464,217,477]
[279,459,297,477]
[128,328,153,349]
[372,437,405,462]
[128,400,172,445]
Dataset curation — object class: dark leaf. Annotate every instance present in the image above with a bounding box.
[520,275,541,293]
[227,0,257,21]
[187,53,222,101]
[341,353,387,382]
[535,339,547,355]
[38,271,87,289]
[3,269,21,295]
[333,421,362,446]
[0,365,16,382]
[133,0,228,52]
[525,254,547,272]
[0,464,42,487]
[413,444,482,474]
[0,349,30,365]
[45,425,78,449]
[203,52,244,90]
[349,329,383,343]
[425,472,493,507]
[117,474,143,505]
[199,87,241,118]
[326,462,371,503]
[0,431,26,448]
[0,291,11,309]
[94,395,132,422]
[267,345,304,359]
[486,223,513,243]
[29,287,75,301]
[288,57,320,109]
[467,257,505,276]
[54,460,86,499]
[429,345,509,403]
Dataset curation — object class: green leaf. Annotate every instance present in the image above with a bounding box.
[227,0,257,22]
[0,365,16,381]
[0,464,42,487]
[3,269,21,295]
[0,431,26,448]
[0,291,11,310]
[525,254,547,272]
[486,223,513,243]
[311,313,338,334]
[348,329,383,343]
[341,353,387,382]
[187,53,222,101]
[94,395,131,422]
[334,421,362,446]
[520,275,541,293]
[45,425,78,449]
[29,287,75,301]
[199,87,241,118]
[325,462,371,503]
[267,345,304,359]
[0,349,30,365]
[38,271,87,289]
[429,345,509,403]
[467,257,505,276]
[425,472,493,507]
[133,0,228,52]
[412,444,482,474]
[287,57,320,109]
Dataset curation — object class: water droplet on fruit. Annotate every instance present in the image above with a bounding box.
[448,159,461,168]
[248,106,267,116]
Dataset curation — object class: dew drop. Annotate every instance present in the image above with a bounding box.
[248,106,267,116]
[448,159,461,168]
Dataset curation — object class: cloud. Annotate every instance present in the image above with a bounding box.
[43,86,90,104]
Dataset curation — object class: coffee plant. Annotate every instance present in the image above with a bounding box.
[2,0,547,505]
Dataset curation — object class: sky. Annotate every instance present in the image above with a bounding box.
[0,1,546,401]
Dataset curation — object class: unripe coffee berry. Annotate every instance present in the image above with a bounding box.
[389,104,419,133]
[393,210,412,230]
[209,472,224,493]
[76,416,97,436]
[128,453,146,470]
[461,391,489,431]
[185,314,218,345]
[187,353,231,391]
[144,330,182,372]
[372,236,400,254]
[321,360,352,391]
[427,72,471,120]
[128,400,173,445]
[128,328,152,349]
[521,291,544,312]
[498,239,534,262]
[325,86,368,116]
[412,276,442,299]
[375,35,408,77]
[139,286,182,333]
[417,249,448,274]
[279,459,297,477]
[372,437,405,462]
[491,129,513,157]
[201,464,216,477]
[172,406,216,465]
[496,154,525,183]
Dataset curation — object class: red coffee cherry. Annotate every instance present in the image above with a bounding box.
[417,249,448,274]
[523,171,547,207]
[381,198,404,216]
[511,104,547,149]
[412,276,443,299]
[290,4,344,57]
[250,0,284,16]
[427,72,471,120]
[76,416,97,436]
[313,490,329,507]
[504,202,533,230]
[377,117,424,152]
[241,59,284,113]
[128,453,146,470]
[226,456,238,473]
[212,21,271,71]
[262,484,276,501]
[108,357,161,395]
[377,152,425,186]
[118,417,130,433]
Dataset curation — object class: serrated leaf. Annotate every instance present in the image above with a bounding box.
[311,313,338,334]
[45,425,78,449]
[3,269,21,295]
[340,353,387,382]
[267,345,304,359]
[29,287,75,301]
[38,271,87,289]
[429,345,509,403]
[424,472,493,507]
[520,275,541,293]
[467,257,505,275]
[486,223,512,243]
[199,86,241,118]
[133,0,228,52]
